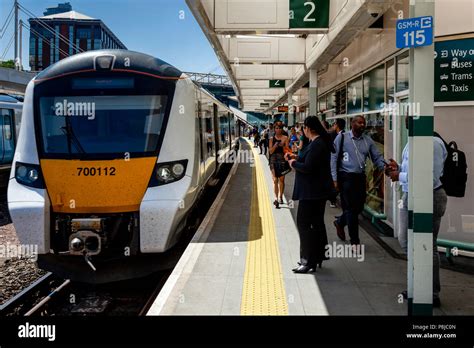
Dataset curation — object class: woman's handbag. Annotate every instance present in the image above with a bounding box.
[278,159,292,176]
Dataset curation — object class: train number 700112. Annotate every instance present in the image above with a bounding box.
[77,167,116,176]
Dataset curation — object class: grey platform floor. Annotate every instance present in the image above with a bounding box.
[149,140,474,316]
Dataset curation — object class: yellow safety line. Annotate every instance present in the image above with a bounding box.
[240,141,288,315]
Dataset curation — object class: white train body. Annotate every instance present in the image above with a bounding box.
[7,50,243,282]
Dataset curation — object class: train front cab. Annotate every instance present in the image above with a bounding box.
[7,52,201,281]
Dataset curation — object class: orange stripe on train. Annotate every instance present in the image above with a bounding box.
[40,157,157,214]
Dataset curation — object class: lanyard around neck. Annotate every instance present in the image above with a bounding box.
[350,135,372,169]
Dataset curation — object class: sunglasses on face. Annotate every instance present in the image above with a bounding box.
[275,127,282,129]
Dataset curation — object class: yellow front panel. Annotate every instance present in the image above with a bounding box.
[40,158,157,213]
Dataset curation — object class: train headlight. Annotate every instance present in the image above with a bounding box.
[148,160,188,187]
[157,167,172,181]
[15,162,45,189]
[17,165,28,178]
[171,163,185,177]
[28,169,39,182]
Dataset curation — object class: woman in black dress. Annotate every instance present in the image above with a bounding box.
[269,121,289,209]
[286,116,335,273]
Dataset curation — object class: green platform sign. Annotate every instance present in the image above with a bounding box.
[269,80,286,88]
[435,38,474,102]
[289,0,329,29]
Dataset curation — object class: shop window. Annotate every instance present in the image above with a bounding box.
[397,51,409,92]
[364,113,385,214]
[386,59,395,104]
[347,77,363,115]
[335,86,346,115]
[363,64,385,112]
[318,96,327,113]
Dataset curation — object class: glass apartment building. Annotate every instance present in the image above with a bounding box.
[29,5,126,71]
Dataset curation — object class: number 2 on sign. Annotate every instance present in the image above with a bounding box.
[403,31,426,47]
[304,1,316,22]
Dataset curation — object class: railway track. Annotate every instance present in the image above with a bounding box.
[1,271,171,316]
[0,163,233,316]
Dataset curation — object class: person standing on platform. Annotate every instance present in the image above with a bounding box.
[331,116,385,246]
[328,119,346,208]
[253,127,260,148]
[330,118,346,142]
[289,127,299,153]
[322,120,330,131]
[269,121,290,209]
[385,116,447,307]
[297,128,309,157]
[268,123,275,139]
[259,125,268,155]
[286,116,335,273]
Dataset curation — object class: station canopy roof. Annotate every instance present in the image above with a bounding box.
[186,0,398,113]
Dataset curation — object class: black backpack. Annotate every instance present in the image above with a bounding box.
[434,132,468,197]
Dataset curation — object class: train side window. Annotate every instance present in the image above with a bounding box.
[197,99,204,161]
[199,97,215,160]
[218,105,230,151]
[203,114,215,158]
[1,109,13,140]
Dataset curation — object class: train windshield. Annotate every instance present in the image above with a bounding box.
[38,95,168,157]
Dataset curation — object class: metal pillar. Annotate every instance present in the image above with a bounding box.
[288,93,294,126]
[309,69,318,117]
[408,0,435,316]
[18,19,23,71]
[14,0,19,70]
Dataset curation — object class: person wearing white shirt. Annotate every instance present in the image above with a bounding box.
[386,117,448,307]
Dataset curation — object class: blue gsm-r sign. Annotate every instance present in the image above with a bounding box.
[396,16,433,49]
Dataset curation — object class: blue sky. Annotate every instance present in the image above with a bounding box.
[0,0,224,74]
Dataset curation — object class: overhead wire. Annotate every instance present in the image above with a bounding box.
[23,21,70,59]
[1,33,15,60]
[0,5,15,39]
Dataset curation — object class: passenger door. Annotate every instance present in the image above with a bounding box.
[0,108,14,165]
[1,109,15,164]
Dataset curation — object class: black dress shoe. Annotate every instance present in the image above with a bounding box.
[292,265,315,273]
[298,257,329,267]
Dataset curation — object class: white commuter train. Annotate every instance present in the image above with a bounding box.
[7,50,246,282]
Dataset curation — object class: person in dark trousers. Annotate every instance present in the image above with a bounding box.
[330,116,385,246]
[386,116,448,307]
[286,116,335,273]
[259,125,268,155]
[330,118,346,142]
[328,118,346,208]
[253,127,260,148]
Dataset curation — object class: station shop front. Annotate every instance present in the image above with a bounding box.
[304,1,474,248]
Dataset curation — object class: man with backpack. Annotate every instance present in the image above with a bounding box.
[385,116,468,307]
[331,116,386,246]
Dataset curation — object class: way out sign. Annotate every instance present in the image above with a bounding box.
[396,16,433,49]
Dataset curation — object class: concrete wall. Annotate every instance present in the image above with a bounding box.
[0,68,36,94]
[318,0,407,94]
[435,0,474,37]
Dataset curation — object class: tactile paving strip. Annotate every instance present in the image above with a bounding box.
[240,143,288,315]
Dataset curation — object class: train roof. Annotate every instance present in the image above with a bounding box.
[35,50,183,82]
